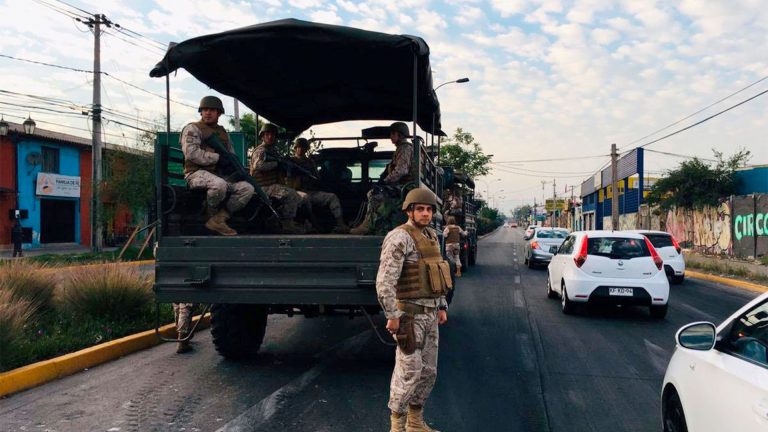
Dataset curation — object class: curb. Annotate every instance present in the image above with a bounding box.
[40,259,155,274]
[0,314,209,398]
[686,270,768,294]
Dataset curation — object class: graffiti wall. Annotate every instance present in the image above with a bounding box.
[665,202,731,255]
[731,194,768,259]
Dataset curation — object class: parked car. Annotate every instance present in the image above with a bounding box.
[629,230,685,284]
[524,228,569,268]
[510,221,518,228]
[546,231,670,318]
[523,225,537,240]
[661,291,768,432]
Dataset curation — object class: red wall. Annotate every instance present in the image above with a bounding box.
[0,136,17,245]
[79,149,92,247]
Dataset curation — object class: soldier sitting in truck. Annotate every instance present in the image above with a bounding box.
[249,123,305,234]
[286,138,350,233]
[350,121,413,235]
[181,96,255,236]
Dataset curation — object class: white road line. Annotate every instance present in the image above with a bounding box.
[514,275,520,284]
[513,290,525,307]
[217,330,371,431]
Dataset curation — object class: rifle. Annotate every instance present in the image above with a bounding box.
[203,134,279,218]
[265,153,319,181]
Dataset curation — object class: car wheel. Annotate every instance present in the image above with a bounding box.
[546,273,558,299]
[650,304,668,319]
[672,275,684,285]
[523,255,529,266]
[662,388,688,432]
[527,255,535,269]
[561,282,575,314]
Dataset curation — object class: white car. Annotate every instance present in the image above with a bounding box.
[629,230,686,284]
[661,291,768,432]
[546,230,670,318]
[523,225,537,240]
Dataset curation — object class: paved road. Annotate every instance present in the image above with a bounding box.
[0,228,759,431]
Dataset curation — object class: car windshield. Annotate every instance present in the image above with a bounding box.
[643,234,674,248]
[587,237,651,259]
[536,230,567,239]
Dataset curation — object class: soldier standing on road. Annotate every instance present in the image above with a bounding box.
[350,122,414,235]
[11,219,24,257]
[249,123,305,234]
[377,188,451,432]
[287,138,349,233]
[443,216,467,277]
[181,96,255,237]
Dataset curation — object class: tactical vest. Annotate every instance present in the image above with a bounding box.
[284,156,317,191]
[252,145,280,187]
[387,140,414,184]
[183,121,231,176]
[445,225,461,244]
[395,223,453,300]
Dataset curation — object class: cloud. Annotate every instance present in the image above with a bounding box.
[490,0,528,18]
[454,6,485,26]
[311,9,343,25]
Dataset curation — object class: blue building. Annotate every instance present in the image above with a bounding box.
[735,165,768,194]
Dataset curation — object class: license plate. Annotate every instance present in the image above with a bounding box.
[609,288,633,296]
[549,246,558,253]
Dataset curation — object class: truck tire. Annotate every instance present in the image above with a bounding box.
[210,304,268,360]
[468,239,477,266]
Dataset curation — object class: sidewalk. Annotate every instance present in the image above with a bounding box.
[1,244,118,260]
[685,250,768,279]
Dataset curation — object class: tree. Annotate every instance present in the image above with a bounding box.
[475,198,505,235]
[439,128,493,179]
[646,148,751,211]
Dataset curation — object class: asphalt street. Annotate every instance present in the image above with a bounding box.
[0,227,759,432]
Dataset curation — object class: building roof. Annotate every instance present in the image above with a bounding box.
[5,121,151,156]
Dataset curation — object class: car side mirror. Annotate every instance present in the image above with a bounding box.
[676,322,716,350]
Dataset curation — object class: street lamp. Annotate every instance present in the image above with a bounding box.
[23,116,36,135]
[432,77,470,163]
[0,116,8,136]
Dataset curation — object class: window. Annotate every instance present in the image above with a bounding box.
[537,229,568,239]
[586,237,651,259]
[643,233,674,248]
[721,300,768,368]
[41,147,60,173]
[368,159,389,181]
[559,236,576,254]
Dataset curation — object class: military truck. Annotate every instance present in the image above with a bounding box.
[149,19,449,359]
[441,167,478,269]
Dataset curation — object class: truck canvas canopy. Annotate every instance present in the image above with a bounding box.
[149,18,443,135]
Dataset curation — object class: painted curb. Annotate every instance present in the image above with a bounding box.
[686,270,768,294]
[0,314,209,398]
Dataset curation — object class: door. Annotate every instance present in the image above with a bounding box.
[550,235,575,288]
[40,199,76,243]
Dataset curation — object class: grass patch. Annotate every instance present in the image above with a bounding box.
[0,290,37,355]
[0,261,55,310]
[57,265,152,319]
[19,246,154,266]
[760,256,768,266]
[687,260,768,283]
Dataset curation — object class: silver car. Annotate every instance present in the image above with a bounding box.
[524,228,570,268]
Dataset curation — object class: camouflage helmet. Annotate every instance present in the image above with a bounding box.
[259,123,278,137]
[402,187,437,211]
[390,121,409,137]
[294,137,310,149]
[198,96,224,113]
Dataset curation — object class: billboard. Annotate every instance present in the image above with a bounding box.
[35,173,81,198]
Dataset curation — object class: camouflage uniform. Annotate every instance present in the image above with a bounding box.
[173,303,194,336]
[289,155,345,220]
[356,139,413,234]
[181,123,254,214]
[443,224,467,269]
[249,144,303,219]
[377,221,447,414]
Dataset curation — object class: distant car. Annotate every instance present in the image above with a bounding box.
[510,222,518,228]
[523,225,537,240]
[546,230,670,318]
[628,230,685,284]
[661,291,768,432]
[524,228,569,268]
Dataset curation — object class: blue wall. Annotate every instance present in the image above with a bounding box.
[735,166,768,194]
[16,139,82,247]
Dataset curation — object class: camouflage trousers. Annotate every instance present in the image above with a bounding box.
[365,186,407,235]
[445,243,462,268]
[186,170,254,213]
[388,310,439,414]
[263,184,303,219]
[297,190,343,219]
[173,303,194,336]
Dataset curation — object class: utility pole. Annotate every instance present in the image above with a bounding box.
[233,99,241,132]
[611,143,619,231]
[533,197,537,225]
[81,14,114,252]
[552,178,557,228]
[541,180,547,226]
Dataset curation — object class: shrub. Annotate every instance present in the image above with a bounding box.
[0,290,37,366]
[0,261,55,310]
[57,264,153,320]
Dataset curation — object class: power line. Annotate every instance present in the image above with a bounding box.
[635,87,768,150]
[0,53,93,73]
[31,0,89,20]
[493,165,594,179]
[51,0,93,16]
[492,154,608,164]
[644,148,716,162]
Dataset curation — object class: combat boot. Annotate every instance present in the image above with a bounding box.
[176,332,192,354]
[390,411,407,432]
[332,216,350,234]
[349,215,371,235]
[280,219,305,234]
[406,405,440,432]
[205,209,237,236]
[456,267,462,278]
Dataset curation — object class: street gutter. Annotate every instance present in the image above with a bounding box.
[686,270,767,294]
[0,314,209,398]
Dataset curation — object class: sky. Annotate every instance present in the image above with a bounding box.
[1,0,767,213]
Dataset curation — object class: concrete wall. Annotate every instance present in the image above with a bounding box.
[664,203,732,255]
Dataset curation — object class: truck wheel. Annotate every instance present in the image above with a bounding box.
[460,247,469,272]
[210,304,268,360]
[468,241,477,266]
